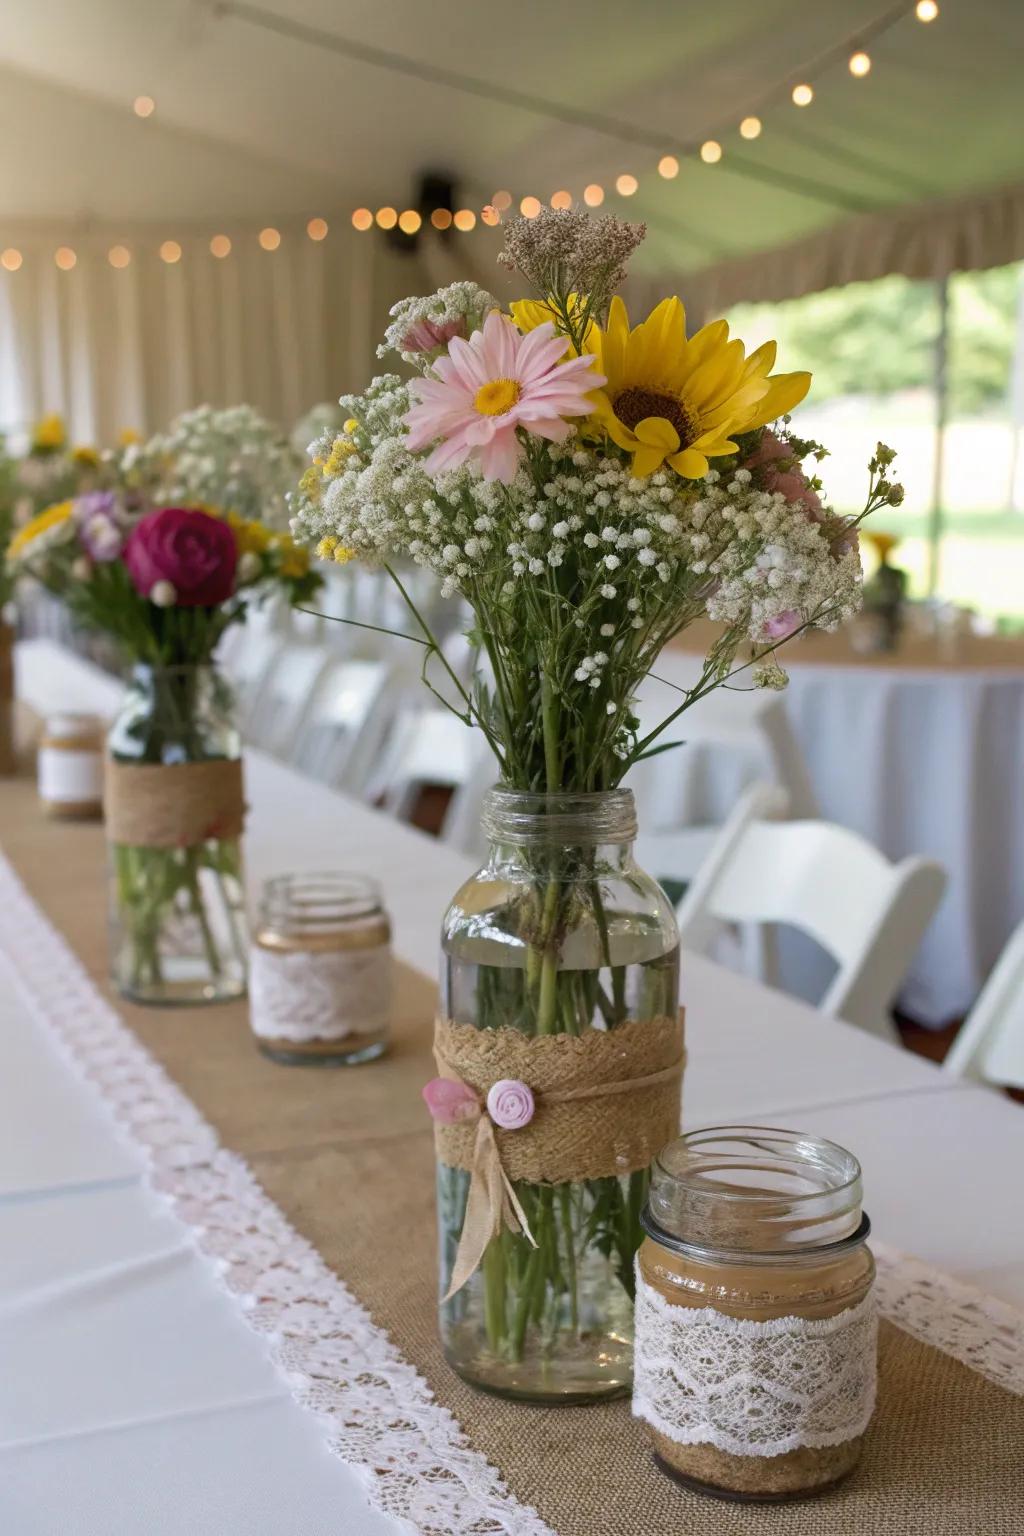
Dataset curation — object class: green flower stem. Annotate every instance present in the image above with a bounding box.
[182,845,223,980]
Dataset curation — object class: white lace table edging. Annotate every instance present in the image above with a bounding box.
[0,852,553,1536]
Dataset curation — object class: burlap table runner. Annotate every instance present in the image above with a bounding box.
[1,769,1021,1535]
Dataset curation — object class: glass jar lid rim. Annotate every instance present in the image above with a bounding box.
[654,1124,863,1203]
[641,1206,872,1264]
[482,786,638,844]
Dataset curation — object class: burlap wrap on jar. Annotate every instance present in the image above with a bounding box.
[432,1011,685,1297]
[104,758,246,848]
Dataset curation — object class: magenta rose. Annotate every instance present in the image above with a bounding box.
[124,507,238,607]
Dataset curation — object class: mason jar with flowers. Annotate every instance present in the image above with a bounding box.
[6,491,319,1003]
[291,209,904,1400]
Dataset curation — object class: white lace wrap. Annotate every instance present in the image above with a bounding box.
[249,942,392,1044]
[633,1273,878,1458]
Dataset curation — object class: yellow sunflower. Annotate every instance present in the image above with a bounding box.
[583,297,811,479]
[8,501,74,560]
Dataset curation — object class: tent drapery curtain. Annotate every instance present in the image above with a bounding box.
[0,219,426,446]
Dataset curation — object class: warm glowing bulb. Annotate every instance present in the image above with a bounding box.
[133,95,155,118]
[700,140,722,164]
[160,240,182,264]
[210,234,232,258]
[583,183,605,207]
[258,227,281,250]
[615,173,638,196]
[398,209,422,234]
[430,208,453,230]
[351,208,373,231]
[520,196,541,218]
[108,245,131,269]
[55,247,77,271]
[375,207,397,230]
[740,115,762,140]
[792,83,814,106]
[306,217,328,241]
[492,190,512,211]
[1,248,22,272]
[658,155,679,179]
[550,189,572,210]
[916,0,938,19]
[481,205,500,227]
[453,209,476,231]
[849,50,871,76]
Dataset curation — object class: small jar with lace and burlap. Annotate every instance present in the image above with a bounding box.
[634,1126,877,1500]
[429,786,682,1403]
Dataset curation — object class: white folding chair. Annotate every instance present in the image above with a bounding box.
[676,814,946,1042]
[634,780,788,902]
[943,921,1024,1089]
[244,643,333,756]
[290,657,397,794]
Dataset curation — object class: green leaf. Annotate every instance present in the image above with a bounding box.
[632,738,686,763]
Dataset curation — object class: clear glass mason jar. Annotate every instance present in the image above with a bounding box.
[107,665,247,1006]
[438,786,680,1402]
[636,1126,876,1501]
[251,872,392,1065]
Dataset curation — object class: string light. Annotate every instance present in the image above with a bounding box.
[481,206,501,227]
[916,0,938,18]
[351,208,373,231]
[398,209,422,234]
[160,240,182,263]
[583,184,604,207]
[849,50,871,76]
[700,140,722,164]
[133,95,155,118]
[108,245,131,268]
[550,190,572,209]
[258,227,281,250]
[615,173,638,196]
[210,234,232,257]
[657,155,679,179]
[792,82,814,106]
[55,247,77,271]
[1,249,22,272]
[492,190,512,211]
[306,217,328,240]
[740,115,762,139]
[430,208,453,229]
[520,196,541,218]
[374,207,397,230]
[453,209,476,231]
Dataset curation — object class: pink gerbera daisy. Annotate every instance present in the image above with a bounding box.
[403,310,604,484]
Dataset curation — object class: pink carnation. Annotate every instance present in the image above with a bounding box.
[403,310,604,484]
[401,316,467,353]
[746,430,822,520]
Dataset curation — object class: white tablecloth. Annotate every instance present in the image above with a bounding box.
[4,641,1024,1535]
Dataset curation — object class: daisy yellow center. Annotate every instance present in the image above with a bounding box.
[614,385,698,446]
[474,378,521,417]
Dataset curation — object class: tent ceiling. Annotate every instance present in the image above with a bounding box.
[1,0,1020,285]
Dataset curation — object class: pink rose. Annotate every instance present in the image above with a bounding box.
[422,1076,480,1126]
[124,507,238,607]
[401,316,467,353]
[486,1079,535,1131]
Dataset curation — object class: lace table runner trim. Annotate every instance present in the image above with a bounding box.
[0,853,552,1536]
[2,850,1022,1535]
[633,1277,878,1457]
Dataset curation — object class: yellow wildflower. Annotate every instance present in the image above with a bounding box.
[32,413,66,452]
[277,537,310,578]
[315,535,338,559]
[343,418,359,434]
[332,545,356,565]
[219,508,272,554]
[118,427,141,447]
[8,501,74,560]
[72,445,100,468]
[324,436,357,476]
[299,466,323,498]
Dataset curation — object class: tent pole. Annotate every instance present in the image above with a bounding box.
[927,275,950,598]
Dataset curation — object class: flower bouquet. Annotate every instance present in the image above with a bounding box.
[7,492,319,1003]
[292,209,902,1399]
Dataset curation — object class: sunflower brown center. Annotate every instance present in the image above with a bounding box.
[614,386,697,445]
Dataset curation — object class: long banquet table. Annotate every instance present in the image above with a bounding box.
[3,639,1024,1534]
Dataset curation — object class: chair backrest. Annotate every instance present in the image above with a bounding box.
[244,643,333,756]
[676,815,946,1040]
[290,658,396,793]
[634,780,789,897]
[943,920,1024,1089]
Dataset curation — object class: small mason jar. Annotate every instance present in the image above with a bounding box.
[438,786,680,1403]
[38,712,105,818]
[250,873,392,1065]
[634,1126,876,1501]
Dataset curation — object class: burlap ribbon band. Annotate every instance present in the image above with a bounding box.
[433,1011,685,1297]
[104,758,246,849]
